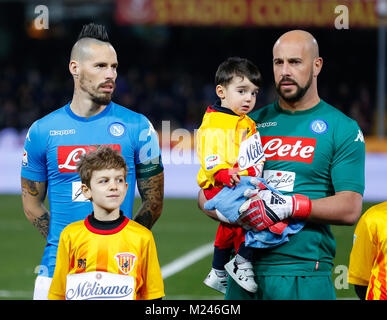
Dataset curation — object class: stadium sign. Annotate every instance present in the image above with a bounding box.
[115,0,387,27]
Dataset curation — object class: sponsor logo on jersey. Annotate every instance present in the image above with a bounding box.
[114,252,137,275]
[263,170,296,192]
[50,129,76,136]
[57,144,121,173]
[77,259,87,270]
[310,119,328,134]
[261,136,316,163]
[65,271,134,300]
[237,132,265,170]
[108,122,126,137]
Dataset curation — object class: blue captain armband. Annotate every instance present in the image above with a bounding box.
[135,156,164,179]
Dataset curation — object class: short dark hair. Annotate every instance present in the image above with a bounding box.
[77,23,110,42]
[77,146,127,188]
[215,57,262,87]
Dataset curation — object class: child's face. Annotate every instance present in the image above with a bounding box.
[217,76,259,115]
[82,168,128,213]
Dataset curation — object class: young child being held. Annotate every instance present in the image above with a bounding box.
[48,146,164,300]
[196,57,265,294]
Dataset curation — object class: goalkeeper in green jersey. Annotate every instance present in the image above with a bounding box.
[198,30,365,300]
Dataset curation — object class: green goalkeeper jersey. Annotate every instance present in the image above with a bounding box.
[248,99,365,275]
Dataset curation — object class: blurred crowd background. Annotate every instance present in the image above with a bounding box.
[0,0,384,141]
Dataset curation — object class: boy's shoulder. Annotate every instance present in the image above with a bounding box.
[200,105,250,130]
[125,219,154,239]
[361,202,387,225]
[60,220,85,238]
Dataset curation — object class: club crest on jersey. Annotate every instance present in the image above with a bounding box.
[115,253,137,275]
[109,122,126,138]
[310,119,328,134]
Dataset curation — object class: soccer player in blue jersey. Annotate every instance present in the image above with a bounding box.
[20,23,164,300]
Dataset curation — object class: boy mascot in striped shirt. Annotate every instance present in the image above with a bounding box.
[48,147,164,300]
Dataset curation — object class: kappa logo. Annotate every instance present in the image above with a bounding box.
[354,129,365,143]
[114,253,137,275]
[50,129,76,136]
[256,121,277,129]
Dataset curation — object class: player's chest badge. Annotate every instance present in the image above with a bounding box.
[115,252,137,274]
[108,122,126,138]
[309,119,328,135]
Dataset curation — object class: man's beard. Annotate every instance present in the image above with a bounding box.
[276,72,313,103]
[80,74,114,106]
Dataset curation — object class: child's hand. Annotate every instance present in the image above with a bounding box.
[230,173,240,186]
[214,168,240,188]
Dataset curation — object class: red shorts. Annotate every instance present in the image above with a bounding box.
[214,223,245,252]
[203,186,245,252]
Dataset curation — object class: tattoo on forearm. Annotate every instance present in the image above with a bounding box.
[21,178,39,197]
[134,211,153,230]
[21,178,49,238]
[33,212,50,239]
[135,172,164,229]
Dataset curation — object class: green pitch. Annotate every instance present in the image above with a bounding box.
[0,195,375,300]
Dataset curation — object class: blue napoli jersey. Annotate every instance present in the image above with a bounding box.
[21,101,161,277]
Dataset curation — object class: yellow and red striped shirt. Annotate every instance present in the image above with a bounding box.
[48,215,164,300]
[348,202,387,300]
[196,104,258,190]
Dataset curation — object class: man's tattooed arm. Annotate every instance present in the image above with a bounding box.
[21,178,50,239]
[134,172,164,229]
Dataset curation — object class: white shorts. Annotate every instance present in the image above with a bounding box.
[33,275,52,300]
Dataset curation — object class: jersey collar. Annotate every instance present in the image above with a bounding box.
[84,211,129,235]
[65,101,113,122]
[207,99,239,116]
[274,99,324,115]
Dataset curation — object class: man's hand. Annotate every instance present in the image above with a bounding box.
[237,183,311,231]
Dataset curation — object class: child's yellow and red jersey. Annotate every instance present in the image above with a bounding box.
[196,103,258,190]
[348,202,387,300]
[48,213,164,300]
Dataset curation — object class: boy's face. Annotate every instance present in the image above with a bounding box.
[216,76,259,115]
[82,168,128,213]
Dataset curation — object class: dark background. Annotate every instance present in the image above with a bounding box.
[0,1,380,136]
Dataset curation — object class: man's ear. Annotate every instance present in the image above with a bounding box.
[81,183,92,200]
[313,57,323,78]
[69,60,80,79]
[216,84,226,99]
